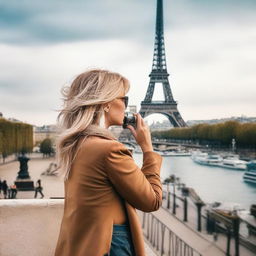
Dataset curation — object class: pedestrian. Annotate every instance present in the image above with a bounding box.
[0,178,2,197]
[34,179,44,198]
[11,184,18,199]
[2,180,8,199]
[54,69,162,256]
[7,185,12,199]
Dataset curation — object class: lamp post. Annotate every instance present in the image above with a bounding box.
[169,175,176,215]
[172,182,176,214]
[182,186,189,222]
[167,182,170,209]
[164,175,182,215]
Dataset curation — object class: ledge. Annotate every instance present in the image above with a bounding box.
[0,199,157,256]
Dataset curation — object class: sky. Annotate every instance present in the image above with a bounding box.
[0,0,256,126]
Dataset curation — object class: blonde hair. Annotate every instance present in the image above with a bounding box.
[56,69,130,180]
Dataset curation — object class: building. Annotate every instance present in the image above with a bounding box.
[186,116,256,126]
[33,125,59,146]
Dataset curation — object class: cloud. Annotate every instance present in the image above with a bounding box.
[1,0,256,45]
[0,0,155,45]
[0,39,151,125]
[0,0,256,125]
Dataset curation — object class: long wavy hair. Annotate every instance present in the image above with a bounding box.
[56,69,130,180]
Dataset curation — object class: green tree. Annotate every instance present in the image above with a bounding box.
[151,121,256,149]
[0,118,33,162]
[40,138,54,157]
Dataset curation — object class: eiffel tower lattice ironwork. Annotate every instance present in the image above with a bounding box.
[139,0,186,127]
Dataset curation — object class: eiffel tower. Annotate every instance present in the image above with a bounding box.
[139,0,186,127]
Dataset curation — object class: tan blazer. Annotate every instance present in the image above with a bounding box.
[55,134,162,256]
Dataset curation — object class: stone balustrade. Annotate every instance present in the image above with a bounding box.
[0,199,156,256]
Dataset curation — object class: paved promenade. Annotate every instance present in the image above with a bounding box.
[0,156,64,199]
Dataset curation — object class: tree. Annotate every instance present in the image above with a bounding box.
[151,120,256,149]
[40,138,54,157]
[0,118,33,162]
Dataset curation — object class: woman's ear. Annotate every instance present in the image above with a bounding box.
[103,104,110,113]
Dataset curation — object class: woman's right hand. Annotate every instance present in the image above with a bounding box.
[127,113,153,153]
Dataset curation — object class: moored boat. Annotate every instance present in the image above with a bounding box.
[159,149,191,157]
[191,151,223,167]
[243,161,256,184]
[191,151,247,171]
[219,158,247,171]
[191,151,208,161]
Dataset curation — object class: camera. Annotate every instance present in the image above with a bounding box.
[123,113,137,129]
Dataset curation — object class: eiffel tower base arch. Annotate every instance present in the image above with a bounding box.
[139,102,187,128]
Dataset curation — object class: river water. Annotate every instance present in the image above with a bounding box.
[133,153,256,210]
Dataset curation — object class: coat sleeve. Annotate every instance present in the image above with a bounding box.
[104,142,162,212]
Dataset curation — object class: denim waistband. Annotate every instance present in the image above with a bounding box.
[112,224,130,235]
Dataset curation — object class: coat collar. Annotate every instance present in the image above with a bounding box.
[82,124,117,141]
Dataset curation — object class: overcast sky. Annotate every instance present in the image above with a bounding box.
[0,0,255,126]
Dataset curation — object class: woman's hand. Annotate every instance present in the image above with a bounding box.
[127,113,153,153]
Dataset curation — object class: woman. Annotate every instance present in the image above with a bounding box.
[54,69,162,256]
[34,179,44,198]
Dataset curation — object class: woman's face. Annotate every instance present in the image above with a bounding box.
[104,93,127,128]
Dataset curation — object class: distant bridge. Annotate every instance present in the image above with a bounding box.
[120,139,203,150]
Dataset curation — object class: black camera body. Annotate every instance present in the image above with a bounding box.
[123,114,136,129]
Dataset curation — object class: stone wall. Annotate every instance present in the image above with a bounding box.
[0,199,64,256]
[0,199,156,256]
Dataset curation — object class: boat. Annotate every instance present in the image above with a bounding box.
[243,161,256,184]
[191,151,247,170]
[191,151,208,161]
[157,151,172,156]
[159,149,191,157]
[192,151,223,166]
[168,151,191,156]
[220,157,247,171]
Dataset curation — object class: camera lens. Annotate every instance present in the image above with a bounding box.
[123,115,136,128]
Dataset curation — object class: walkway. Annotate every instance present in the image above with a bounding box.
[161,187,255,256]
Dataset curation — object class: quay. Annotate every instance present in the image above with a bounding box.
[161,184,256,256]
[0,157,256,255]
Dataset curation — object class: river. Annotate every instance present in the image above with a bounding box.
[133,153,256,210]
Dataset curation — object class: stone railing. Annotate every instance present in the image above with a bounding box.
[0,199,63,256]
[0,199,157,256]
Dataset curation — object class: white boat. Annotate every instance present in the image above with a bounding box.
[191,151,208,160]
[159,149,191,157]
[243,161,256,184]
[220,158,247,171]
[191,151,247,171]
[168,151,191,156]
[192,152,223,166]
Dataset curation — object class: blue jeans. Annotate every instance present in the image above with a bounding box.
[110,224,135,256]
